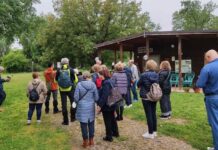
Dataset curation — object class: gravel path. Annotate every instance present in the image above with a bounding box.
[49,113,196,150]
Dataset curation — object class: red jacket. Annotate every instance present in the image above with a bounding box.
[44,67,58,91]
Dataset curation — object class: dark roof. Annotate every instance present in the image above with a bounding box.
[95,30,218,50]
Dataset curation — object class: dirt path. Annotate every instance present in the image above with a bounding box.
[49,112,196,150]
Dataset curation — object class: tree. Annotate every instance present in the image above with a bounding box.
[39,0,159,66]
[172,0,218,30]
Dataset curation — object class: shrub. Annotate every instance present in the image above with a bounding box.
[1,51,31,72]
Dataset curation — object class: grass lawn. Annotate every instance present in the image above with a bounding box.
[125,92,212,150]
[0,72,213,150]
[0,73,70,150]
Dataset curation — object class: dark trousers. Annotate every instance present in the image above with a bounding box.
[28,103,43,120]
[45,90,59,112]
[102,111,119,139]
[80,121,95,140]
[60,90,76,123]
[160,94,172,116]
[125,88,132,106]
[142,100,157,134]
[131,80,138,101]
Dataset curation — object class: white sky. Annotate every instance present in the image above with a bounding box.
[34,0,218,31]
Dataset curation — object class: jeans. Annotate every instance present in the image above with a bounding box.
[102,111,119,139]
[131,80,138,101]
[80,121,95,140]
[60,89,76,123]
[125,88,132,106]
[28,103,43,120]
[142,100,157,134]
[45,90,59,112]
[205,96,218,150]
[160,94,171,116]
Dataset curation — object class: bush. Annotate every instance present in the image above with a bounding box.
[1,51,31,72]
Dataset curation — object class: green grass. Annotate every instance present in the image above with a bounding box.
[124,93,212,150]
[0,73,71,150]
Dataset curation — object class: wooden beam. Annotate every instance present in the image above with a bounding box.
[178,37,183,89]
[130,50,133,59]
[146,38,150,58]
[119,44,123,62]
[114,49,117,63]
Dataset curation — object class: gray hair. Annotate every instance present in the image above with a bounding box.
[82,71,91,79]
[61,58,69,65]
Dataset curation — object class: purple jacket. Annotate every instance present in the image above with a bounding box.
[112,71,128,95]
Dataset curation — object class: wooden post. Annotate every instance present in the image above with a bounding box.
[119,44,123,62]
[178,37,183,89]
[130,50,133,60]
[146,38,150,58]
[114,49,117,63]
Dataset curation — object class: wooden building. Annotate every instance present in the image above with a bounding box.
[95,31,218,87]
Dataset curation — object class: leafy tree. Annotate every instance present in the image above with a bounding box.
[39,0,159,67]
[172,0,218,30]
[1,51,31,72]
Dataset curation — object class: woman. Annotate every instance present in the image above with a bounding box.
[137,60,159,139]
[111,62,128,121]
[159,61,172,119]
[27,72,47,125]
[98,68,119,142]
[74,71,99,148]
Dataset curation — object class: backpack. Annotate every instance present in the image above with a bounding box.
[0,90,6,106]
[96,76,102,89]
[107,81,123,107]
[146,83,163,102]
[29,83,40,102]
[58,69,72,88]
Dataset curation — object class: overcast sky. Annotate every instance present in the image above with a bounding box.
[34,0,218,31]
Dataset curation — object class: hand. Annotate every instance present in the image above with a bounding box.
[97,106,101,114]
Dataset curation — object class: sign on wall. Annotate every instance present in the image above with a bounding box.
[175,59,192,73]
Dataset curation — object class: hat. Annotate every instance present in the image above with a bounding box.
[61,58,69,65]
[0,66,4,73]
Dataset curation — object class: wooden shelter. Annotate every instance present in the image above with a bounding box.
[95,31,218,88]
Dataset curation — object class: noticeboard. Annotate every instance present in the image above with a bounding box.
[175,59,192,73]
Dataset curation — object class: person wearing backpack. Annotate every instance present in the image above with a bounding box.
[74,71,99,148]
[44,62,60,114]
[137,59,159,139]
[159,61,172,119]
[0,66,11,112]
[56,58,77,125]
[27,72,47,125]
[111,62,128,121]
[97,68,119,142]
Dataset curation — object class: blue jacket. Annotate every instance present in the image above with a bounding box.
[0,76,6,91]
[137,70,159,99]
[98,78,116,111]
[159,70,171,94]
[74,80,99,123]
[196,58,218,95]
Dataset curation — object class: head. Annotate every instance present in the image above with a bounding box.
[204,49,218,64]
[82,71,91,80]
[128,59,134,66]
[61,58,69,65]
[47,62,54,68]
[115,61,124,71]
[95,57,102,65]
[32,72,39,79]
[145,59,158,71]
[0,66,4,74]
[99,68,111,79]
[92,64,101,73]
[160,61,171,71]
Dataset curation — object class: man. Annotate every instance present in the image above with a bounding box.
[44,63,60,114]
[196,49,218,150]
[128,59,139,102]
[56,58,77,125]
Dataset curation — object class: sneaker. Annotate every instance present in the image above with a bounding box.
[37,120,41,124]
[62,122,69,125]
[27,120,31,125]
[128,104,133,108]
[207,147,214,150]
[160,115,171,119]
[153,132,157,137]
[142,132,154,139]
[103,136,113,142]
[53,110,61,114]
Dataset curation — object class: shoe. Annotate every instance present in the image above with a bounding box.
[89,138,94,146]
[120,116,123,120]
[160,115,171,119]
[207,147,214,150]
[53,110,61,114]
[27,120,31,125]
[45,110,49,114]
[142,132,154,139]
[71,119,76,122]
[62,122,69,125]
[112,133,119,137]
[133,99,138,102]
[103,136,113,142]
[37,120,41,124]
[127,104,133,108]
[116,116,121,121]
[82,139,88,148]
[153,132,157,137]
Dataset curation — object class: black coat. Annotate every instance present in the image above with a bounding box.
[98,78,116,111]
[137,70,159,99]
[159,70,171,94]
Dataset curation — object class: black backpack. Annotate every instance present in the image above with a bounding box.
[29,83,40,102]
